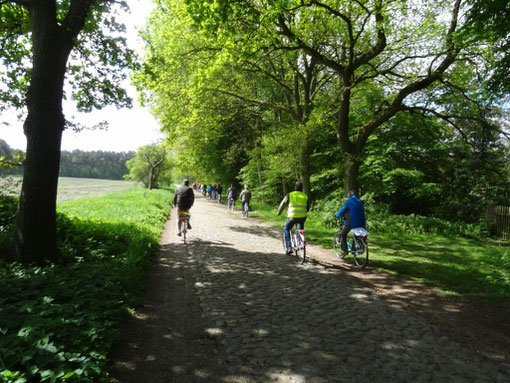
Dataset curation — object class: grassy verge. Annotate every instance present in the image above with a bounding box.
[0,188,173,383]
[249,201,510,302]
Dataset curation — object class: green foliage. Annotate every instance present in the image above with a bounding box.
[365,204,491,239]
[462,0,510,96]
[124,144,174,189]
[0,1,137,113]
[0,189,174,383]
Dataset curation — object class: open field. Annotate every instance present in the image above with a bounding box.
[56,177,139,203]
[1,176,138,203]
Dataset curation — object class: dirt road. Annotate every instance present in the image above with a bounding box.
[110,193,510,382]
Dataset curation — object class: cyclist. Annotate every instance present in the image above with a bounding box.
[335,190,366,256]
[173,179,195,236]
[239,185,252,217]
[201,184,207,196]
[277,181,310,255]
[227,184,237,209]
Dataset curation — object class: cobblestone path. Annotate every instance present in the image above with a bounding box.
[116,194,510,382]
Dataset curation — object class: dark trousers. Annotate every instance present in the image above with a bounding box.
[340,221,352,251]
[284,218,306,249]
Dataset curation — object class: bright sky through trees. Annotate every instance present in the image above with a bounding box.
[0,0,163,152]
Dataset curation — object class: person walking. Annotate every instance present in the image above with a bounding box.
[227,184,237,210]
[239,185,252,217]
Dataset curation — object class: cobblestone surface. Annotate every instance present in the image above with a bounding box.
[164,194,510,382]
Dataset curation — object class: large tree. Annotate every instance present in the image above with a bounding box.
[181,0,468,194]
[124,144,172,190]
[0,0,135,264]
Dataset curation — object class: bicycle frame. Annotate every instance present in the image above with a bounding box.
[178,212,190,243]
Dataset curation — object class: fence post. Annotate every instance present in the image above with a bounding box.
[487,205,510,239]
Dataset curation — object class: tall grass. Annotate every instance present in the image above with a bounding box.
[0,189,173,383]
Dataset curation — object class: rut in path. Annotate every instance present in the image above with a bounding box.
[109,194,510,383]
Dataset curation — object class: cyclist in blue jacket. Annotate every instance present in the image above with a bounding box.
[335,190,366,256]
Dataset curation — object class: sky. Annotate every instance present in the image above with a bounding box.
[0,0,164,153]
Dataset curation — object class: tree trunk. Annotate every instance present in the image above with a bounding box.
[13,2,71,264]
[299,145,311,196]
[344,157,361,196]
[148,167,154,190]
[256,148,263,186]
[282,180,290,196]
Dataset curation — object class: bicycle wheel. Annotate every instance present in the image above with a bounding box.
[281,230,287,250]
[352,236,368,268]
[181,220,187,243]
[294,232,306,264]
[332,231,346,259]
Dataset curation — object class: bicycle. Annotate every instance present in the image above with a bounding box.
[332,226,369,268]
[242,202,250,218]
[228,198,236,210]
[178,211,190,243]
[281,228,306,264]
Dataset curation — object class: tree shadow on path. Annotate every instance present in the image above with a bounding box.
[109,236,510,383]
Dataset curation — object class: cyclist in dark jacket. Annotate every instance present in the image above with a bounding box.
[335,190,366,255]
[173,179,195,235]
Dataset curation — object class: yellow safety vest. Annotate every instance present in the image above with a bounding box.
[288,191,308,218]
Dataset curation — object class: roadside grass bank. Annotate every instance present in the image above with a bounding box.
[248,200,510,303]
[0,188,173,383]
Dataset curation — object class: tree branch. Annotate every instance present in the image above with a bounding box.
[404,105,470,141]
[61,0,96,44]
[277,14,346,74]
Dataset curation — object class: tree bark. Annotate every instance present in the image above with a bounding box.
[299,145,311,196]
[13,0,89,264]
[148,167,154,190]
[343,157,361,196]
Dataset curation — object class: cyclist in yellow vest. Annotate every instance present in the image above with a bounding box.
[277,181,310,255]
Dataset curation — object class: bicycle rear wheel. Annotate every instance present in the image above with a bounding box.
[332,231,346,259]
[294,233,306,264]
[181,220,187,243]
[352,236,368,268]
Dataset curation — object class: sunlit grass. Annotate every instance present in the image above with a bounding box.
[0,188,174,383]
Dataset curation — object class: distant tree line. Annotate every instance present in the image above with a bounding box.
[59,150,134,180]
[1,139,133,180]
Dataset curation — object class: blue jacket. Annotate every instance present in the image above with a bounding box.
[335,196,366,228]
